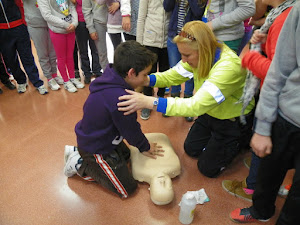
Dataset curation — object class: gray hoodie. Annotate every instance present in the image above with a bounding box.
[37,0,78,34]
[255,2,300,136]
[23,0,47,28]
[207,0,255,41]
[82,0,108,34]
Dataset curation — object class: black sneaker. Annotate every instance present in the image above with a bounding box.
[84,76,91,84]
[3,81,16,90]
[75,70,81,81]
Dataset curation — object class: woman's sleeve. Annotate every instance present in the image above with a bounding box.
[163,0,175,12]
[70,1,78,27]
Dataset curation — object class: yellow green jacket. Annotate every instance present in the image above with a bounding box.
[149,45,255,119]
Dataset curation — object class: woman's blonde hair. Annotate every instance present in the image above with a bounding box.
[173,21,223,79]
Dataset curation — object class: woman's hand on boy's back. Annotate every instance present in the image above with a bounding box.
[142,143,164,159]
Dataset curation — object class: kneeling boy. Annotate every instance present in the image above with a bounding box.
[64,41,163,198]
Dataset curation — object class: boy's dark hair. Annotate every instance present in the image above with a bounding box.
[113,41,157,78]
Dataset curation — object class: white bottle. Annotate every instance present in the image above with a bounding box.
[179,192,197,224]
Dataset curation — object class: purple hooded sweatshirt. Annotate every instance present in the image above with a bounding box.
[75,64,150,154]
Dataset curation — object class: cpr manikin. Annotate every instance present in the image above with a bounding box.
[128,133,181,205]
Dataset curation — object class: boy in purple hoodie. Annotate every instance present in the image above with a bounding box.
[64,41,163,198]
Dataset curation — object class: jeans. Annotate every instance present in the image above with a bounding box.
[167,37,194,96]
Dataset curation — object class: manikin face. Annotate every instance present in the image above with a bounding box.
[127,64,152,89]
[177,42,199,68]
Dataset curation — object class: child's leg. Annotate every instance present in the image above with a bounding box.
[15,25,44,88]
[27,26,53,80]
[66,32,76,79]
[108,33,122,50]
[77,142,137,198]
[0,28,27,85]
[94,23,109,69]
[49,30,69,82]
[75,22,93,77]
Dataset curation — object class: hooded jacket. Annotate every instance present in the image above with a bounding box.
[0,0,26,29]
[75,64,150,154]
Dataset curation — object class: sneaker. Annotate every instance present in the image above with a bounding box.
[244,156,251,169]
[64,81,77,93]
[84,76,91,84]
[17,83,27,93]
[75,70,81,81]
[54,76,64,85]
[3,81,16,90]
[64,145,79,163]
[64,150,81,177]
[37,85,48,95]
[48,78,60,91]
[230,208,270,223]
[70,78,84,89]
[222,179,253,202]
[278,184,291,198]
[141,108,151,120]
[9,74,14,81]
[0,87,3,94]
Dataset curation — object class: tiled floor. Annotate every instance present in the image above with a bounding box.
[0,42,294,225]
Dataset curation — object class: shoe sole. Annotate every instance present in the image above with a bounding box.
[140,115,150,120]
[222,181,252,202]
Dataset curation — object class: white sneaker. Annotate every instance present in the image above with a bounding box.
[54,76,64,85]
[64,145,78,163]
[64,81,77,93]
[37,85,48,95]
[70,78,85,89]
[64,150,81,177]
[48,78,60,91]
[17,83,27,93]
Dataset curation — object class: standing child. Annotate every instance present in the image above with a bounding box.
[96,0,124,50]
[23,0,64,91]
[71,0,102,84]
[163,0,206,122]
[64,41,163,198]
[38,0,85,93]
[82,0,109,70]
[0,0,47,94]
[137,0,170,120]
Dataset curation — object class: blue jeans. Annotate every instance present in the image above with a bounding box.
[167,37,194,96]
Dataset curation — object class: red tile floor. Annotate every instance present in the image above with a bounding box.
[0,43,294,225]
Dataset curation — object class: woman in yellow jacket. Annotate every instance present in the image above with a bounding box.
[118,21,254,178]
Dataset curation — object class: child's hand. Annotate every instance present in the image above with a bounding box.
[142,143,164,159]
[90,32,98,40]
[250,30,267,45]
[122,16,131,32]
[108,2,120,14]
[66,24,75,33]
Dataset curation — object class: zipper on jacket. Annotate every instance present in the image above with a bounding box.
[0,0,10,28]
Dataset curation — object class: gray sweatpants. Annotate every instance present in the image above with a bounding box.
[93,22,109,70]
[27,26,57,80]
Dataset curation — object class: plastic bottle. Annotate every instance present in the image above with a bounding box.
[179,192,197,224]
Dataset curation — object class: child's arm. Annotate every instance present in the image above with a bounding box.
[70,0,76,4]
[82,0,98,39]
[108,1,120,15]
[120,0,131,32]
